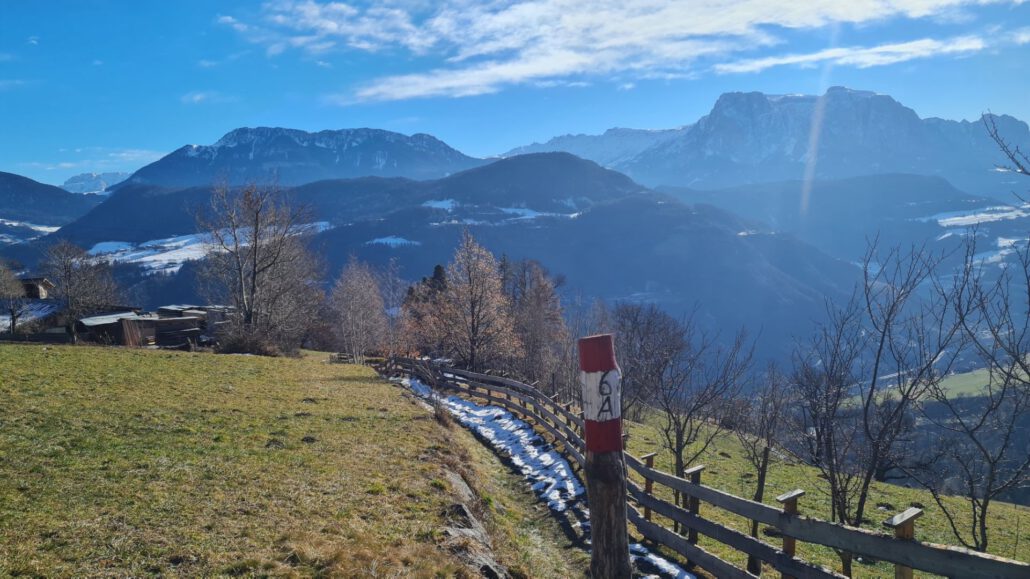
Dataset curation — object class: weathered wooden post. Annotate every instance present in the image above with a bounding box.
[579,334,631,578]
[684,465,705,546]
[884,508,923,579]
[641,453,657,521]
[776,488,805,579]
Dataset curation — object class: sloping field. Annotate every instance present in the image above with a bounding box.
[0,345,586,577]
[624,419,1030,576]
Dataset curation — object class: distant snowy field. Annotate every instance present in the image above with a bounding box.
[915,203,1030,267]
[88,222,330,275]
[0,218,60,246]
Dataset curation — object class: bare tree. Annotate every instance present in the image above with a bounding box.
[852,242,960,525]
[984,113,1029,178]
[404,232,520,370]
[614,303,689,421]
[374,257,409,357]
[905,238,1030,552]
[651,316,752,529]
[788,243,959,576]
[331,256,388,363]
[734,364,789,575]
[41,240,121,343]
[789,300,866,576]
[198,183,322,354]
[0,263,28,336]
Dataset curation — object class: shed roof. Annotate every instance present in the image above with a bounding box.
[78,312,147,327]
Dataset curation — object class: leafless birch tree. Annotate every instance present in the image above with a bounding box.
[331,256,388,363]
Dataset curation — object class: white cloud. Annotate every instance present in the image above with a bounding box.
[714,35,987,74]
[1014,27,1030,44]
[221,0,1021,102]
[216,15,249,33]
[26,36,38,46]
[180,90,237,104]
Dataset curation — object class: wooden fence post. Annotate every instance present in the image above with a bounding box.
[641,453,658,522]
[884,508,923,579]
[776,489,805,579]
[578,334,631,579]
[684,465,706,547]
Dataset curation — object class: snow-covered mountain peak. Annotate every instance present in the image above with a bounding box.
[119,127,485,188]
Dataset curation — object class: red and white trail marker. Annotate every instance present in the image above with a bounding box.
[578,333,631,578]
[579,334,623,453]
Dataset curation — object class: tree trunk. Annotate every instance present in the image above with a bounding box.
[746,445,771,575]
[839,550,853,578]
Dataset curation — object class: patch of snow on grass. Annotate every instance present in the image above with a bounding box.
[631,544,696,579]
[499,207,580,221]
[89,241,135,254]
[89,233,214,274]
[365,236,421,247]
[402,376,693,579]
[920,205,1030,228]
[0,218,60,234]
[422,199,457,211]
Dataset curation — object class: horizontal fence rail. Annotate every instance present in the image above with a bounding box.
[375,356,1030,579]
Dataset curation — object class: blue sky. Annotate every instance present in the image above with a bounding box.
[2,0,1028,185]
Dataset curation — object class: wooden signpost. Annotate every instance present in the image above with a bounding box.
[579,334,631,578]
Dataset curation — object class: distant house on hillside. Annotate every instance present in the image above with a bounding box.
[19,277,55,299]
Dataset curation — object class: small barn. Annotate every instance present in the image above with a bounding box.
[19,277,55,299]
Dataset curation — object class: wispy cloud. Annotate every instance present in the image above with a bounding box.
[19,147,165,174]
[0,80,28,91]
[714,35,986,74]
[221,0,1022,102]
[1014,26,1030,45]
[0,53,13,62]
[180,90,238,104]
[26,36,38,46]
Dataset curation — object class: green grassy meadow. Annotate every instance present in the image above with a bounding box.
[623,418,1030,577]
[0,344,586,577]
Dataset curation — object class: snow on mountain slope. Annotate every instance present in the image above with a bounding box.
[119,127,486,189]
[62,172,130,195]
[88,222,330,275]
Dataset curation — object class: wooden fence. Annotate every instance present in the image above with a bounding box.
[377,356,1030,579]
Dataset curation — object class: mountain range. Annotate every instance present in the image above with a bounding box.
[62,172,130,195]
[2,86,1028,361]
[511,87,1029,197]
[0,171,103,246]
[118,127,486,189]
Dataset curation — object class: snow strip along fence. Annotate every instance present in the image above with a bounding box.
[386,358,693,578]
[377,357,1030,579]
